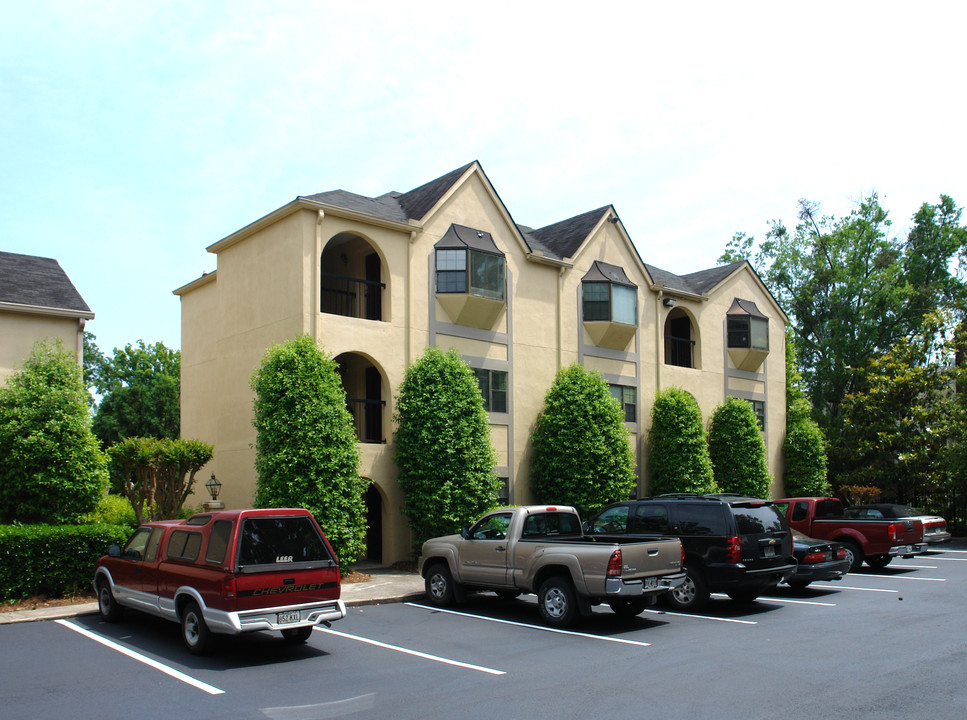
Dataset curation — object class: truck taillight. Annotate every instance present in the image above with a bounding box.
[221,577,236,598]
[607,549,623,577]
[726,535,742,563]
[888,523,897,543]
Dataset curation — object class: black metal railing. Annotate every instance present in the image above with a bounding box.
[346,398,385,444]
[321,274,384,320]
[665,335,695,368]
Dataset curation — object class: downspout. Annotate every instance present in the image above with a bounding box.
[407,230,418,364]
[656,288,663,390]
[314,209,325,338]
[77,318,86,369]
[558,266,566,367]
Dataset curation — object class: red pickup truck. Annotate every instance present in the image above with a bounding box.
[93,508,346,654]
[775,497,924,571]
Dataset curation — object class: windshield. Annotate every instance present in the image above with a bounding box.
[733,505,787,534]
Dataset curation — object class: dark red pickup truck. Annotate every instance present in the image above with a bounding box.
[775,497,924,571]
[93,508,346,654]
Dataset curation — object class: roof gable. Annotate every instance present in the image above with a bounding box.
[0,251,92,315]
[525,206,611,261]
[396,162,475,221]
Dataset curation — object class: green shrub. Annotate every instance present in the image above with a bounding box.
[82,494,138,527]
[647,387,717,495]
[0,523,131,600]
[708,397,772,498]
[251,335,367,566]
[394,347,499,554]
[0,340,108,523]
[530,364,636,518]
[783,418,830,496]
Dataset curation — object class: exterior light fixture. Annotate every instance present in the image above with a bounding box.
[663,297,677,308]
[206,473,222,501]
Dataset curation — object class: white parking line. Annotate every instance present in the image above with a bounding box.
[55,619,225,695]
[924,556,967,562]
[890,564,938,569]
[316,626,506,675]
[642,609,757,625]
[859,573,945,582]
[761,597,837,607]
[811,584,897,593]
[404,602,653,646]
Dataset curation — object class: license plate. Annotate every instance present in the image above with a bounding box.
[278,611,300,625]
[644,576,658,590]
[763,546,775,557]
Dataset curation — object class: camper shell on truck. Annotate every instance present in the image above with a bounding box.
[93,508,346,654]
[419,505,685,627]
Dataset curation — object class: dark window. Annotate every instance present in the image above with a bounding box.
[676,505,728,536]
[792,501,809,522]
[522,512,581,537]
[727,316,769,351]
[750,400,765,429]
[497,477,509,505]
[470,513,513,540]
[122,528,152,560]
[167,530,202,562]
[815,499,841,519]
[609,384,637,423]
[666,314,694,368]
[474,368,508,413]
[144,529,164,563]
[634,504,670,533]
[592,505,630,534]
[582,282,636,324]
[206,520,233,564]
[237,516,333,567]
[436,249,505,300]
[733,505,786,534]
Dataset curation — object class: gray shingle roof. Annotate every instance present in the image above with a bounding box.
[300,189,410,224]
[525,206,611,261]
[0,251,92,314]
[644,260,745,296]
[396,162,475,221]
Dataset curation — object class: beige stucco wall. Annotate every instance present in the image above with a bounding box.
[178,167,788,565]
[0,311,84,383]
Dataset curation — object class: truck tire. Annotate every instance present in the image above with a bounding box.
[608,598,649,618]
[96,578,123,623]
[538,576,579,627]
[424,562,457,607]
[841,541,863,572]
[281,626,314,644]
[865,554,892,569]
[663,565,710,612]
[181,600,214,655]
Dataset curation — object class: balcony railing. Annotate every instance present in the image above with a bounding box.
[321,273,384,320]
[665,335,695,368]
[347,398,385,443]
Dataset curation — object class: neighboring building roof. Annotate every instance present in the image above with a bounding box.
[396,162,475,220]
[522,206,612,261]
[0,251,92,316]
[644,260,746,297]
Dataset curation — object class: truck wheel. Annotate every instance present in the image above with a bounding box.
[538,576,578,627]
[96,578,123,623]
[424,562,456,607]
[865,554,892,569]
[181,600,214,655]
[841,541,863,572]
[281,626,314,644]
[664,566,709,612]
[608,598,649,618]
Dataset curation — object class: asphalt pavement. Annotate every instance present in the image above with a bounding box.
[0,565,425,625]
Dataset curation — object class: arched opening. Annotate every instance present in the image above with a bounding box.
[321,233,386,321]
[664,308,697,368]
[364,482,383,564]
[334,352,386,443]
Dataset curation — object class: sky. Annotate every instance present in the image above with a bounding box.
[2,1,966,355]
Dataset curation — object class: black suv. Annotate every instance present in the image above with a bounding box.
[588,494,796,611]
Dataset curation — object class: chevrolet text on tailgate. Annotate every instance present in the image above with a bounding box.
[93,508,346,654]
[419,505,685,627]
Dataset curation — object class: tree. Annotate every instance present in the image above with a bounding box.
[251,335,367,566]
[394,347,499,553]
[708,397,771,498]
[530,364,636,518]
[0,340,108,523]
[647,388,716,495]
[107,437,214,524]
[88,338,181,447]
[782,330,829,497]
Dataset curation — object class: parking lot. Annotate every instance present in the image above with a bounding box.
[3,544,965,720]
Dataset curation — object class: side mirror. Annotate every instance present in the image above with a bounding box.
[108,544,121,558]
[460,528,471,540]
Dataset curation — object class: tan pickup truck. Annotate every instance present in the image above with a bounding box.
[419,505,684,627]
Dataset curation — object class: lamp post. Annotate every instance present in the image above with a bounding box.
[204,472,224,511]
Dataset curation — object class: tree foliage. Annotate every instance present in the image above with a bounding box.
[708,397,771,498]
[0,340,108,523]
[106,437,214,524]
[87,337,181,446]
[647,388,716,495]
[394,347,499,553]
[250,335,367,566]
[530,364,636,518]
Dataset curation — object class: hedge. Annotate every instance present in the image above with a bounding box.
[0,523,132,601]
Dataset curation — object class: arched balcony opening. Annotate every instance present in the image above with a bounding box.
[664,308,697,369]
[335,352,386,444]
[321,233,385,321]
